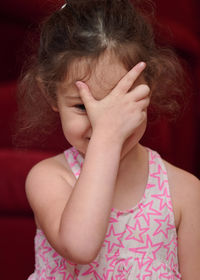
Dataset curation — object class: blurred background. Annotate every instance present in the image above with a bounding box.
[0,0,199,279]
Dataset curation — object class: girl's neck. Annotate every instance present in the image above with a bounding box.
[113,143,149,211]
[119,143,148,173]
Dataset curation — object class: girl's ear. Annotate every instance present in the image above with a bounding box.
[36,76,59,112]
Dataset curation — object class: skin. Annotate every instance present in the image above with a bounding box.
[26,51,200,278]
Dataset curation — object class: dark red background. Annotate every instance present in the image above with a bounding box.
[0,0,199,279]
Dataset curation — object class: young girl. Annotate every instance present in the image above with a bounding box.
[18,0,200,279]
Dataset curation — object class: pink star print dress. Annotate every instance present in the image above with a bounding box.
[28,147,181,279]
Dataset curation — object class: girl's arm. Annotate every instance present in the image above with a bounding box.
[26,62,150,264]
[26,132,122,264]
[167,162,200,279]
[178,176,200,279]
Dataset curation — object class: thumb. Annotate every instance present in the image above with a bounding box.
[75,81,94,106]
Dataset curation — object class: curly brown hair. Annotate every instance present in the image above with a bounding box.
[16,0,186,146]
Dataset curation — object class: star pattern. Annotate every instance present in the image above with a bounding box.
[164,237,178,261]
[146,183,156,190]
[151,164,168,191]
[109,216,119,224]
[104,224,125,254]
[115,261,133,280]
[134,200,162,226]
[81,262,101,279]
[152,262,166,272]
[28,147,181,280]
[39,238,52,262]
[159,272,176,279]
[152,187,173,212]
[153,214,175,239]
[125,219,149,243]
[130,235,164,264]
[135,259,153,279]
[149,149,160,165]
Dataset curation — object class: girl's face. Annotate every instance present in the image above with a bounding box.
[55,52,148,158]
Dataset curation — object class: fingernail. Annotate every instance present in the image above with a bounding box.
[137,62,146,69]
[75,81,83,89]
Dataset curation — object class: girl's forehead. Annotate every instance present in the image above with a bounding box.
[62,52,128,99]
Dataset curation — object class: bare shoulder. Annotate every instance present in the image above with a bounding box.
[26,153,75,189]
[163,159,200,193]
[163,159,200,221]
[26,153,76,230]
[163,161,200,277]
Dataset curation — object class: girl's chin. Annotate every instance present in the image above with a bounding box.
[75,128,144,160]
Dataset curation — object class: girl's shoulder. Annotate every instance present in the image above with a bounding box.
[25,152,76,212]
[147,147,200,198]
[163,159,200,225]
[163,160,200,277]
[26,152,75,189]
[25,152,76,230]
[163,159,200,193]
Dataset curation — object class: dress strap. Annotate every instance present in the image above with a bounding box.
[146,148,175,221]
[64,147,83,179]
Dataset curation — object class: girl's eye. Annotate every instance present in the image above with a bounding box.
[74,104,86,111]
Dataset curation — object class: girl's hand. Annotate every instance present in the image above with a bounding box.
[76,62,150,144]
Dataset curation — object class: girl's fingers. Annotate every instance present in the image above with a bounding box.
[137,95,151,110]
[75,81,94,106]
[129,84,150,101]
[112,62,146,95]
